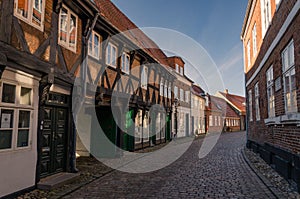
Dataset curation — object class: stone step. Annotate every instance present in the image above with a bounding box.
[37,172,80,190]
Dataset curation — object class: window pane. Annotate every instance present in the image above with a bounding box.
[60,8,68,43]
[88,35,93,55]
[17,0,29,18]
[94,34,99,58]
[19,111,30,128]
[106,44,111,65]
[69,14,77,47]
[17,130,29,147]
[0,109,14,128]
[289,42,295,67]
[32,0,42,26]
[2,84,16,103]
[0,130,12,149]
[111,46,116,66]
[20,87,32,105]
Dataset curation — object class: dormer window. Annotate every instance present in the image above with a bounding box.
[175,64,179,73]
[14,0,45,31]
[179,67,183,75]
[58,5,78,52]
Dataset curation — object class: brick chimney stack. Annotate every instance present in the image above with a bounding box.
[225,89,229,94]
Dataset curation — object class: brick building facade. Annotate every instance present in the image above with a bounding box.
[241,0,300,191]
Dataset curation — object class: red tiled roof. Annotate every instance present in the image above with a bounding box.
[210,96,239,118]
[219,92,246,113]
[94,0,169,66]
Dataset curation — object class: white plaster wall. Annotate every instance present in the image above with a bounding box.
[0,68,39,197]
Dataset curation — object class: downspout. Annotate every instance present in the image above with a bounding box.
[71,12,100,172]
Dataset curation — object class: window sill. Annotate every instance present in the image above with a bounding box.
[264,112,300,126]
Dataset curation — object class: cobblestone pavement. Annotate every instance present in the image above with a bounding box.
[63,132,278,199]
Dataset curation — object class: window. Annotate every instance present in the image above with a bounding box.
[106,42,117,67]
[14,0,45,30]
[185,91,190,103]
[252,23,257,56]
[179,67,183,75]
[135,110,142,144]
[0,83,33,150]
[214,116,218,127]
[88,31,101,59]
[175,64,179,73]
[247,40,251,68]
[180,89,184,102]
[248,90,253,121]
[266,66,275,117]
[121,53,130,74]
[168,83,171,99]
[143,111,149,142]
[160,79,164,96]
[164,80,168,97]
[261,0,272,37]
[282,40,297,113]
[141,66,148,89]
[209,115,213,127]
[275,0,282,9]
[58,6,78,52]
[255,83,260,121]
[174,86,178,99]
[156,113,161,140]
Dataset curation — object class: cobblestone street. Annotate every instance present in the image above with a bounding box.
[63,132,277,198]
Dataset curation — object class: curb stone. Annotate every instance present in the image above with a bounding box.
[241,148,286,199]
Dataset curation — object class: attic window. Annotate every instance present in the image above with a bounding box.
[217,104,222,110]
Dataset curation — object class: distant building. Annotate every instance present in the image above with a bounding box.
[191,84,206,135]
[205,95,241,133]
[215,89,246,131]
[166,56,193,138]
[241,0,300,191]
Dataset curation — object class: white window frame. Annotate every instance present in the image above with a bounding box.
[266,66,275,117]
[180,89,184,102]
[261,0,272,37]
[255,83,260,121]
[252,23,257,56]
[248,90,253,121]
[185,91,190,103]
[179,67,183,75]
[175,64,179,73]
[282,40,297,113]
[58,5,78,52]
[209,115,213,127]
[174,86,178,99]
[160,78,164,96]
[106,42,118,68]
[0,82,34,151]
[168,83,171,99]
[88,31,101,60]
[121,52,130,74]
[141,65,148,89]
[164,80,168,98]
[14,0,45,31]
[247,40,251,68]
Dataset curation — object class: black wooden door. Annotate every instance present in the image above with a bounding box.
[40,107,67,177]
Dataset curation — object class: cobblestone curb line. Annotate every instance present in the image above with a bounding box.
[241,148,285,199]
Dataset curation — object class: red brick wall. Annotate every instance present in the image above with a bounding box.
[245,1,300,151]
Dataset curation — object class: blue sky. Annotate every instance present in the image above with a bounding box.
[111,0,248,96]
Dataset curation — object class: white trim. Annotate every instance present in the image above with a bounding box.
[14,0,45,32]
[246,1,300,87]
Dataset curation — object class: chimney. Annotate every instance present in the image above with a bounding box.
[225,89,229,94]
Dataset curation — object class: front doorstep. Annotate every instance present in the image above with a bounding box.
[37,172,80,190]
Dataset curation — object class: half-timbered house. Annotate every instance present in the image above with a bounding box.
[0,0,98,196]
[75,0,176,159]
